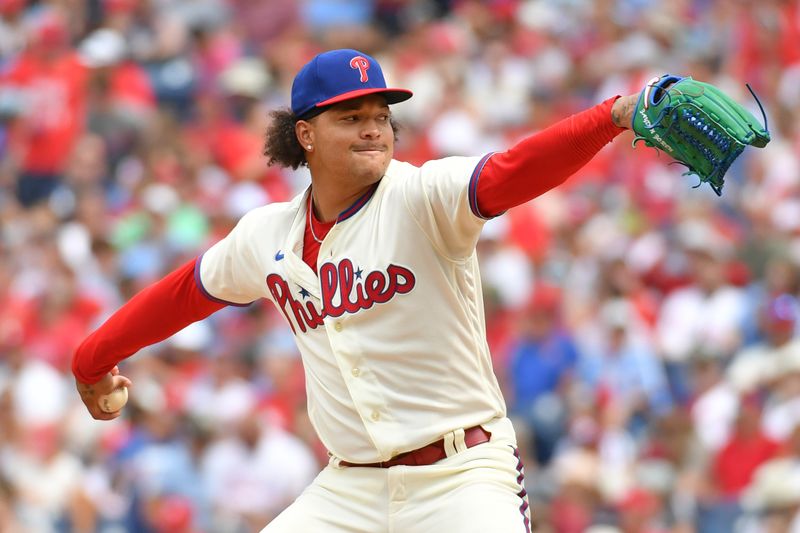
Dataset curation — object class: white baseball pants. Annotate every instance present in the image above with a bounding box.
[261,417,531,533]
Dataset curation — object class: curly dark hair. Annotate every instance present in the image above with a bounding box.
[264,109,401,170]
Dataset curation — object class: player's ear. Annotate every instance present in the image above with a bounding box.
[295,120,314,151]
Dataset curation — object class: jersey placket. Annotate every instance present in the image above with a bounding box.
[317,222,399,461]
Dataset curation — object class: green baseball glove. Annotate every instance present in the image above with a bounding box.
[631,75,770,195]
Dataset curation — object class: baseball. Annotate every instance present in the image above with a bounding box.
[98,387,128,413]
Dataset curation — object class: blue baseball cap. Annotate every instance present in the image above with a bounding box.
[291,49,413,119]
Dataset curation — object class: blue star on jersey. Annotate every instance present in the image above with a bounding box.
[299,287,311,299]
[355,267,363,279]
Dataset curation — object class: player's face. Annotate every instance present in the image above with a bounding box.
[305,95,394,187]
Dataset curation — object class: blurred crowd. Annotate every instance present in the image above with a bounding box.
[1,0,799,532]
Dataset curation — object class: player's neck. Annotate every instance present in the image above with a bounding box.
[309,180,374,222]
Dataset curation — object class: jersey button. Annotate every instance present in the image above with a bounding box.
[370,410,380,421]
[351,368,361,377]
[334,321,343,332]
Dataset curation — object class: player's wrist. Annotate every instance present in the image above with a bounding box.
[611,94,638,129]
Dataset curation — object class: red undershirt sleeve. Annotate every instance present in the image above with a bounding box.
[71,258,227,384]
[474,96,626,217]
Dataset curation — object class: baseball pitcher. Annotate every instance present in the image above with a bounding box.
[72,49,768,532]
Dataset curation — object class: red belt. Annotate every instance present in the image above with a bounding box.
[340,426,491,468]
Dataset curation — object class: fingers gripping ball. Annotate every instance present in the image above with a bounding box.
[631,74,770,196]
[99,387,129,413]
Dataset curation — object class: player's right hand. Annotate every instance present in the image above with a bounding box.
[75,365,132,421]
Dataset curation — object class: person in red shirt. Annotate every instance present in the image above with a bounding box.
[712,395,780,497]
[2,10,89,207]
[702,394,781,532]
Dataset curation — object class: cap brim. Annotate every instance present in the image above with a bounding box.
[316,88,413,108]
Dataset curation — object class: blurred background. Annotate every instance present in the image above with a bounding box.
[0,0,799,532]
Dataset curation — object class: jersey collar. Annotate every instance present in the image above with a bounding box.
[280,172,387,296]
[331,179,382,223]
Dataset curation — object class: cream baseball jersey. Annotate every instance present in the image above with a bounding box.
[198,155,506,463]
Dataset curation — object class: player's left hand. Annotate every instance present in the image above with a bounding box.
[630,74,770,195]
[611,94,639,129]
[75,365,132,421]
